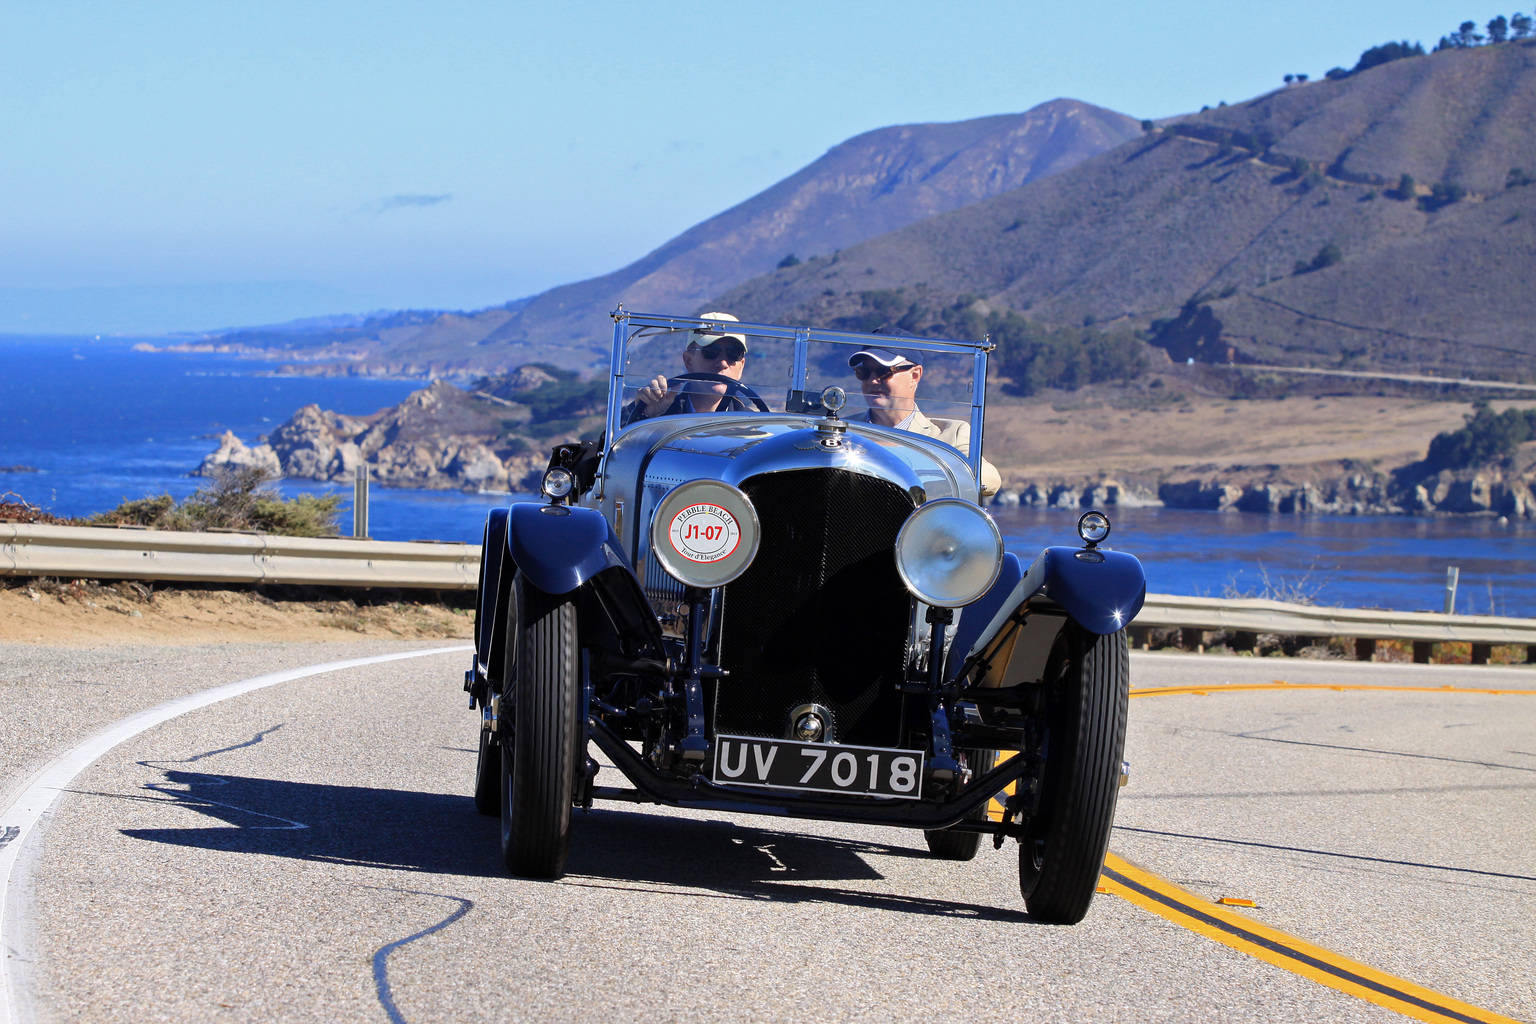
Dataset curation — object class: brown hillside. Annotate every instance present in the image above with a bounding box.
[717,42,1536,381]
[267,100,1139,375]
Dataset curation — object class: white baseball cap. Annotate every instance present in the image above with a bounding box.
[692,311,749,352]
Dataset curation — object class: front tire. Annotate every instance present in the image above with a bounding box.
[1020,625,1128,924]
[500,575,582,879]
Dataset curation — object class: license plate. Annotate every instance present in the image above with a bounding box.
[711,735,924,800]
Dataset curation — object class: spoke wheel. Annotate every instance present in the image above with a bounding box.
[1020,625,1129,924]
[923,749,995,861]
[500,575,582,879]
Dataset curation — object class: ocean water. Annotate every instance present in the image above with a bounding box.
[3,335,1533,615]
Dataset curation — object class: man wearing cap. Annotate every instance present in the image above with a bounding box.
[624,311,752,424]
[848,337,1002,498]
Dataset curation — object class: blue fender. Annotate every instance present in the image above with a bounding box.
[507,502,633,596]
[1026,546,1146,635]
[474,508,511,672]
[948,546,1145,680]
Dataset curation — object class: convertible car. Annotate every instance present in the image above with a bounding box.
[464,310,1146,924]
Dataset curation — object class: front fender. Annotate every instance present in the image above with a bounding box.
[1026,546,1145,635]
[951,546,1146,678]
[507,502,630,596]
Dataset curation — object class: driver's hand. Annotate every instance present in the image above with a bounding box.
[637,374,677,417]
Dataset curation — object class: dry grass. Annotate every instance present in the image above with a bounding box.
[0,577,472,645]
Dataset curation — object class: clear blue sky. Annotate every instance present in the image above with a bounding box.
[0,0,1496,333]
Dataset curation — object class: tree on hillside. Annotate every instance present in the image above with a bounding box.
[1455,20,1484,46]
[1296,73,1309,82]
[1488,14,1509,41]
[1140,119,1155,132]
[1513,13,1533,38]
[1284,73,1294,84]
[1393,172,1417,199]
[777,253,801,268]
[1353,40,1425,73]
[1423,401,1536,470]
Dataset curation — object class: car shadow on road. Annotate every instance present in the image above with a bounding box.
[565,808,1034,922]
[116,771,1033,921]
[117,770,505,878]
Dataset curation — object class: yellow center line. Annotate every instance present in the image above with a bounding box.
[1099,853,1525,1024]
[1131,682,1536,699]
[985,681,1531,1019]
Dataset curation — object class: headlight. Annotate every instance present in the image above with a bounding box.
[1077,509,1110,546]
[894,499,1004,607]
[650,480,761,589]
[542,466,575,499]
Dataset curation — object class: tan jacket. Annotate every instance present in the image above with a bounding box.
[857,409,1002,498]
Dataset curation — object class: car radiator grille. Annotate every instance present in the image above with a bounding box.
[715,469,915,747]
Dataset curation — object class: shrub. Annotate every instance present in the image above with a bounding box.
[1507,167,1533,188]
[1140,119,1155,132]
[1294,242,1342,275]
[1420,182,1466,211]
[777,253,801,269]
[90,467,342,536]
[1423,402,1536,470]
[1393,173,1416,199]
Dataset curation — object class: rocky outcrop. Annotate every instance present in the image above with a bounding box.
[195,371,600,493]
[198,430,283,479]
[990,458,1536,518]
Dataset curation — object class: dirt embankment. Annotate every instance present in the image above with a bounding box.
[0,579,474,646]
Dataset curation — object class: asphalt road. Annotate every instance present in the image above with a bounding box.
[3,644,1533,1023]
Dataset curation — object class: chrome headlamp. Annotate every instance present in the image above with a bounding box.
[894,499,1004,607]
[1077,509,1110,547]
[542,466,575,500]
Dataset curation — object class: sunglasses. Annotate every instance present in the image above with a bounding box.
[854,362,917,382]
[692,342,745,363]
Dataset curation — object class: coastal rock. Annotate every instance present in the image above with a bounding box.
[1049,485,1081,509]
[194,430,281,479]
[194,370,604,495]
[992,488,1022,507]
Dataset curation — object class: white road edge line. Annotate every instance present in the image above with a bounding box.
[0,644,474,1024]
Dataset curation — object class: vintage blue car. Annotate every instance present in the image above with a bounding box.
[465,310,1145,924]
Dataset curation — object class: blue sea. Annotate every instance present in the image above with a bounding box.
[3,335,1533,616]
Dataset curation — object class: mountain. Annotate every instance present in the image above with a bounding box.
[715,41,1536,381]
[222,99,1140,375]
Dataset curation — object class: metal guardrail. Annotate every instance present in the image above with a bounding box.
[3,524,1533,650]
[1133,594,1536,647]
[0,524,479,590]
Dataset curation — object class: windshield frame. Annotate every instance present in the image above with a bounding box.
[604,308,993,485]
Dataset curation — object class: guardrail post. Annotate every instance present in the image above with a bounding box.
[353,465,370,540]
[1470,642,1492,665]
[1444,566,1459,615]
[1413,641,1435,664]
[1130,625,1151,650]
[1354,638,1376,662]
[1180,627,1204,653]
[1232,630,1257,653]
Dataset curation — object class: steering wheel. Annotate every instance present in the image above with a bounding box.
[663,372,771,413]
